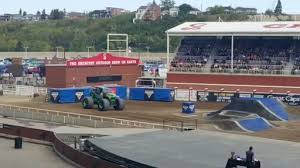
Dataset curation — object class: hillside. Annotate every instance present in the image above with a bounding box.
[0,13,249,52]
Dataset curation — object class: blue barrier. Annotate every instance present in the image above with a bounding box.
[239,117,272,132]
[129,87,175,102]
[108,86,127,100]
[49,87,92,104]
[182,102,195,114]
[152,88,175,102]
[129,88,146,101]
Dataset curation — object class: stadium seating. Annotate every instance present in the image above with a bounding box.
[170,37,215,72]
[170,37,300,75]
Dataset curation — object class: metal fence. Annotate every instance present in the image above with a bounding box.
[0,104,193,131]
[0,84,47,96]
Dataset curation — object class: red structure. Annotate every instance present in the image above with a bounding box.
[46,53,143,88]
[167,73,300,94]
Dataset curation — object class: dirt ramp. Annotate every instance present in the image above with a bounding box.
[216,98,288,121]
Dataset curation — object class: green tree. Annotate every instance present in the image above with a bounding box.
[179,3,193,16]
[161,0,175,10]
[207,6,226,15]
[15,41,23,52]
[19,8,22,15]
[36,11,41,16]
[265,9,274,17]
[23,11,27,16]
[41,9,47,20]
[274,0,282,15]
[50,9,65,20]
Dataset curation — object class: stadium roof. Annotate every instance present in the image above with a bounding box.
[166,22,300,36]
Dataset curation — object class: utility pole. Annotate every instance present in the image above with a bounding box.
[117,47,122,56]
[56,46,63,58]
[87,46,94,57]
[146,46,150,59]
[24,46,29,59]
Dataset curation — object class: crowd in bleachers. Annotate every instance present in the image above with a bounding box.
[170,37,300,75]
[170,37,214,72]
[292,42,300,75]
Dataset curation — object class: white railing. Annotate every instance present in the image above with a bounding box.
[0,104,192,131]
[0,84,47,96]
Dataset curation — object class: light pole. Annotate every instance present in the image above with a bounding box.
[146,46,150,59]
[87,46,94,57]
[117,47,122,56]
[24,46,29,59]
[56,46,63,58]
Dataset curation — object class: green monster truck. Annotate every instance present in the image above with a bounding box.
[82,86,125,111]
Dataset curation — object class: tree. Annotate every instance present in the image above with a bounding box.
[19,8,22,15]
[41,9,47,20]
[179,3,193,16]
[50,9,65,20]
[274,0,282,15]
[36,11,41,16]
[207,6,226,15]
[23,11,27,16]
[265,9,274,17]
[161,0,175,11]
[15,41,23,52]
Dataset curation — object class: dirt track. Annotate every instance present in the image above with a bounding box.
[1,96,300,143]
[0,96,226,125]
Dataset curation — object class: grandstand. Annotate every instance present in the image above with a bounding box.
[166,22,300,93]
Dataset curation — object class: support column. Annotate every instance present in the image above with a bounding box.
[167,34,170,70]
[231,35,234,73]
[107,34,110,53]
[126,35,129,56]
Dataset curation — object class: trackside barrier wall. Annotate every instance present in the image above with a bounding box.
[129,87,175,102]
[49,87,92,103]
[108,86,127,100]
[49,86,127,104]
[0,124,122,168]
[175,89,197,101]
[196,90,300,106]
[238,117,272,132]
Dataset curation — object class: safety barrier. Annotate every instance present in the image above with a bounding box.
[0,84,47,97]
[129,87,175,102]
[0,104,192,131]
[0,124,122,168]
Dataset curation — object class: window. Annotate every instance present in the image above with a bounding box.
[87,75,122,83]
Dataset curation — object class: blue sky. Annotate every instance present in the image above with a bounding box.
[0,0,299,14]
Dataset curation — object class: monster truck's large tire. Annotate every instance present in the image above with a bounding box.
[97,98,110,111]
[114,97,125,111]
[82,97,93,109]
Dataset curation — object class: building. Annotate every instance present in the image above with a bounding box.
[169,7,179,17]
[0,14,11,21]
[189,8,201,15]
[134,1,161,22]
[106,7,129,17]
[89,10,112,19]
[46,53,143,88]
[66,12,86,20]
[0,13,41,22]
[235,7,257,15]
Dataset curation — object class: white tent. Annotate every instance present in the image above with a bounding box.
[165,21,300,72]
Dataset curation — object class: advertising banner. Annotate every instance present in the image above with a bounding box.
[196,91,300,106]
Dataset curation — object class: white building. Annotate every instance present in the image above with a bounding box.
[169,7,179,17]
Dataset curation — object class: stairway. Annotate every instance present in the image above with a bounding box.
[203,42,217,73]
